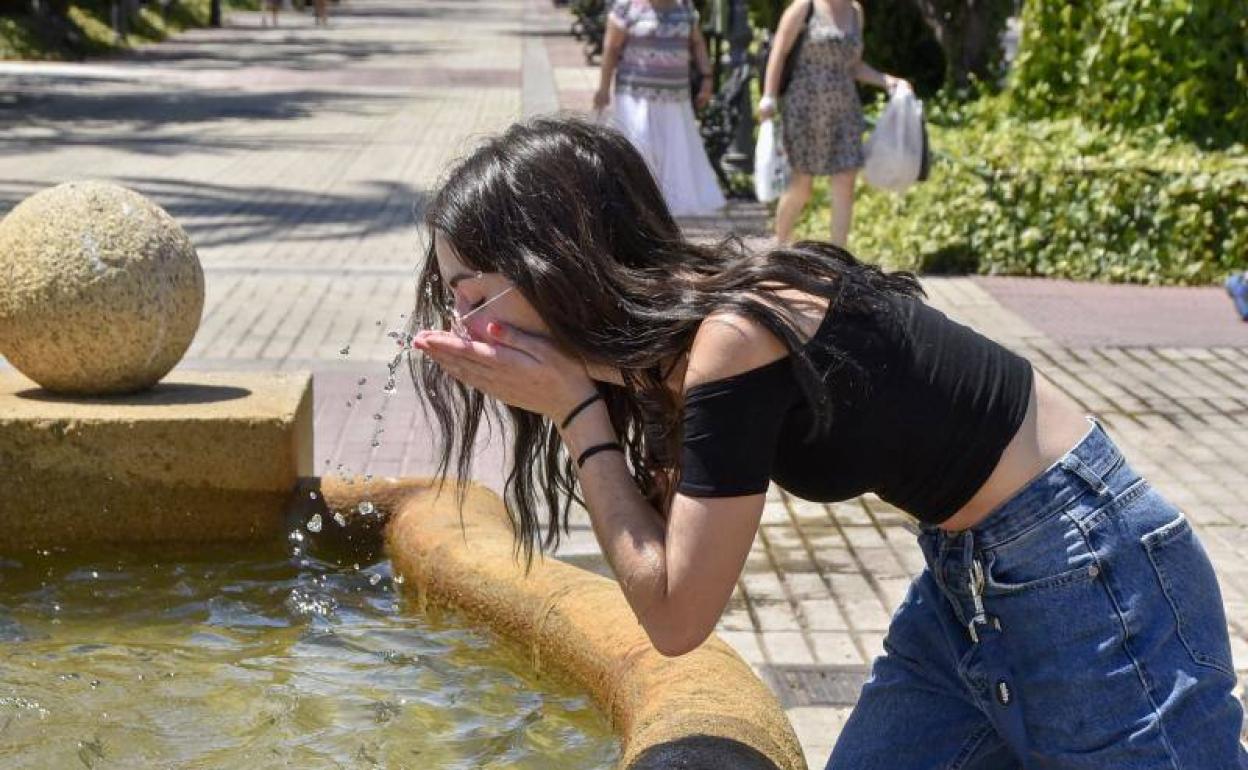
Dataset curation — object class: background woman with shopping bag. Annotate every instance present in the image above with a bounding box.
[595,0,726,217]
[760,0,909,247]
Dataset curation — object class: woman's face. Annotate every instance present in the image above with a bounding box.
[432,232,551,342]
[431,232,626,387]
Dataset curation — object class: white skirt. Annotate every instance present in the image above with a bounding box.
[604,92,727,218]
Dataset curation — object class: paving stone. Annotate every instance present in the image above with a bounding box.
[800,600,851,632]
[761,631,817,666]
[718,630,767,666]
[809,631,863,665]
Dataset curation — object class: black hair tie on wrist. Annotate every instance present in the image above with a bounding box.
[577,442,624,469]
[560,392,603,430]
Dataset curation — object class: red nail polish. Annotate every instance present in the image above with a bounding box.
[487,322,501,337]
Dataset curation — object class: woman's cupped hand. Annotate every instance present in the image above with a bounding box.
[412,323,598,421]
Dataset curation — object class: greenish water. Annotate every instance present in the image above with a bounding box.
[0,536,619,769]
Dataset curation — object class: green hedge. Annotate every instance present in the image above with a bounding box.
[1010,0,1248,148]
[795,96,1248,285]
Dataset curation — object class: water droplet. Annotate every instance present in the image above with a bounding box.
[393,574,405,585]
[306,514,323,533]
[358,501,376,516]
[288,530,306,544]
[333,512,347,527]
[90,680,100,689]
[51,603,61,612]
[309,491,318,500]
[369,574,381,586]
[370,440,381,448]
[340,346,350,356]
[91,571,99,579]
[372,413,383,421]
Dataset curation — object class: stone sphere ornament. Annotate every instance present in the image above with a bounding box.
[0,181,204,395]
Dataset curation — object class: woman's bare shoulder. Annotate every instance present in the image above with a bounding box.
[683,289,829,391]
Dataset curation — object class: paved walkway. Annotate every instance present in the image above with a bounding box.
[2,1,1246,766]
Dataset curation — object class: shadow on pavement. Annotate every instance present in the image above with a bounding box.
[0,176,428,249]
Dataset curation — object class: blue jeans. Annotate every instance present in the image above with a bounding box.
[827,420,1248,769]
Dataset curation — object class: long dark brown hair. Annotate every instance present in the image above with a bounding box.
[409,116,922,566]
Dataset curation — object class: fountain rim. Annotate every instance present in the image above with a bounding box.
[317,476,808,770]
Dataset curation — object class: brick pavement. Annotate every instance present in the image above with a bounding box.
[2,1,1246,766]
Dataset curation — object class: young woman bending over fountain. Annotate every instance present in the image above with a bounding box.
[408,117,1248,769]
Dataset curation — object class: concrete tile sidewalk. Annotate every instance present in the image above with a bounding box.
[2,0,1246,765]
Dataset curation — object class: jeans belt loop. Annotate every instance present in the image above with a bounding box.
[1060,454,1110,496]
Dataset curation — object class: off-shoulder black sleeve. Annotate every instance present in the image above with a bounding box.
[676,356,803,498]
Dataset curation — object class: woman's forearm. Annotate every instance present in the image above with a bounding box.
[690,30,711,77]
[762,36,788,97]
[599,23,627,93]
[558,404,671,623]
[854,60,890,89]
[598,49,620,92]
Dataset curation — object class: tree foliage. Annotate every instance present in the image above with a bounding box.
[1011,0,1248,147]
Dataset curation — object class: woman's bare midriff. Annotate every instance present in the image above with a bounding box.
[938,370,1090,532]
[762,288,1091,534]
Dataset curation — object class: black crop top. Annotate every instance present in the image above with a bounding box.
[676,288,1034,524]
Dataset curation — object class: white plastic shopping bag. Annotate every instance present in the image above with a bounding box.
[863,86,925,192]
[754,118,791,203]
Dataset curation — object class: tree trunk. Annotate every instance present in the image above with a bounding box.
[911,0,1006,88]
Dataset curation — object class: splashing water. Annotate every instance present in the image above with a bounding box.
[331,312,423,485]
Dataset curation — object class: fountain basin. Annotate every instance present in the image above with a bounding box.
[0,370,312,548]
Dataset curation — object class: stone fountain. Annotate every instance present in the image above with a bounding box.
[0,181,312,546]
[0,182,806,770]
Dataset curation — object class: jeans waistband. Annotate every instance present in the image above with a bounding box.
[917,418,1138,633]
[921,417,1136,553]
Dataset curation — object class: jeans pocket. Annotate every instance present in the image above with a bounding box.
[1142,513,1236,675]
[983,515,1101,596]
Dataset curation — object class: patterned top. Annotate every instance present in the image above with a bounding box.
[609,0,698,102]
